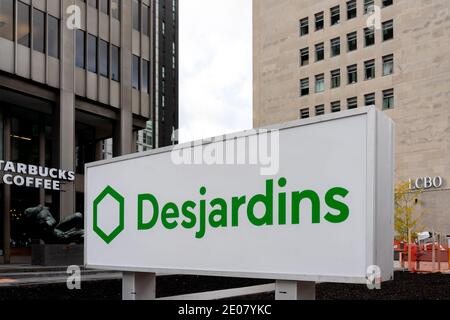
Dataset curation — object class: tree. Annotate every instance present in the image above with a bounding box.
[394,182,426,242]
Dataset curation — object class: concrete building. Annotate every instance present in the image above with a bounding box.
[0,0,178,263]
[254,0,450,233]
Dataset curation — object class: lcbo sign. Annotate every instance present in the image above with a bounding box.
[85,108,395,284]
[409,176,444,190]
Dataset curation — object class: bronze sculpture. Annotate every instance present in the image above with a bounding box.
[24,205,84,244]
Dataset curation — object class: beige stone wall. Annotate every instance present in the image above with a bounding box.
[254,0,450,233]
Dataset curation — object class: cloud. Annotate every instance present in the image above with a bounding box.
[179,0,253,143]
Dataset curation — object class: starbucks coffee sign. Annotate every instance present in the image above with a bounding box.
[0,160,75,191]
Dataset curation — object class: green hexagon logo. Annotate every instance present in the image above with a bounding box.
[93,186,125,244]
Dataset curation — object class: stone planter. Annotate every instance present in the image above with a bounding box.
[31,244,84,266]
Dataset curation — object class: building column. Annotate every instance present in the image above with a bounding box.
[39,122,46,205]
[115,0,133,156]
[2,115,11,264]
[59,0,76,219]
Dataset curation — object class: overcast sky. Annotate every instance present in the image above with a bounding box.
[178,0,253,143]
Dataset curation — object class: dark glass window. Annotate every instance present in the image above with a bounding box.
[17,1,31,47]
[347,0,357,20]
[132,55,140,90]
[300,78,309,96]
[99,39,109,77]
[330,6,340,26]
[48,16,60,58]
[300,18,308,36]
[300,48,309,66]
[33,9,46,53]
[100,0,109,14]
[315,43,324,61]
[364,27,375,46]
[112,0,121,20]
[76,30,86,68]
[383,20,394,41]
[331,69,341,88]
[315,12,324,31]
[365,60,375,80]
[88,0,98,8]
[87,34,97,73]
[0,0,14,41]
[142,59,150,92]
[143,4,150,35]
[347,97,358,109]
[300,108,310,119]
[347,32,357,51]
[133,0,141,31]
[330,37,340,57]
[315,105,325,116]
[383,0,393,8]
[347,64,358,84]
[112,45,120,81]
[331,101,341,113]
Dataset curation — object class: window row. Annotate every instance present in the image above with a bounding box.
[81,0,121,20]
[300,20,393,66]
[76,30,151,92]
[132,0,152,36]
[299,89,395,119]
[300,55,394,96]
[0,0,60,58]
[300,0,394,36]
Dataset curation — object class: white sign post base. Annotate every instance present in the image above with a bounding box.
[122,272,156,301]
[275,281,316,300]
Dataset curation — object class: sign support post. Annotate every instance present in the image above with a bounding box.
[122,272,156,301]
[275,281,316,300]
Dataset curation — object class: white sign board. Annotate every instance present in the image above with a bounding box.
[85,108,394,284]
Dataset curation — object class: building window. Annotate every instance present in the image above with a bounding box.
[300,18,309,36]
[347,97,358,109]
[17,1,31,47]
[300,78,309,96]
[48,16,60,59]
[347,64,357,84]
[0,0,14,41]
[315,74,325,93]
[315,105,325,116]
[99,39,109,77]
[87,34,97,73]
[112,0,121,20]
[88,0,98,8]
[331,69,341,88]
[330,6,340,26]
[142,59,150,93]
[133,0,141,31]
[382,20,394,41]
[143,4,150,36]
[382,0,393,8]
[331,101,341,113]
[383,54,394,76]
[300,108,310,119]
[33,9,46,53]
[100,0,109,14]
[300,48,309,66]
[76,29,86,69]
[347,32,357,52]
[383,89,394,109]
[132,55,140,90]
[330,37,340,57]
[364,28,375,47]
[365,60,375,80]
[111,45,120,81]
[364,0,375,14]
[347,0,357,20]
[315,43,324,62]
[365,93,376,106]
[315,12,324,31]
